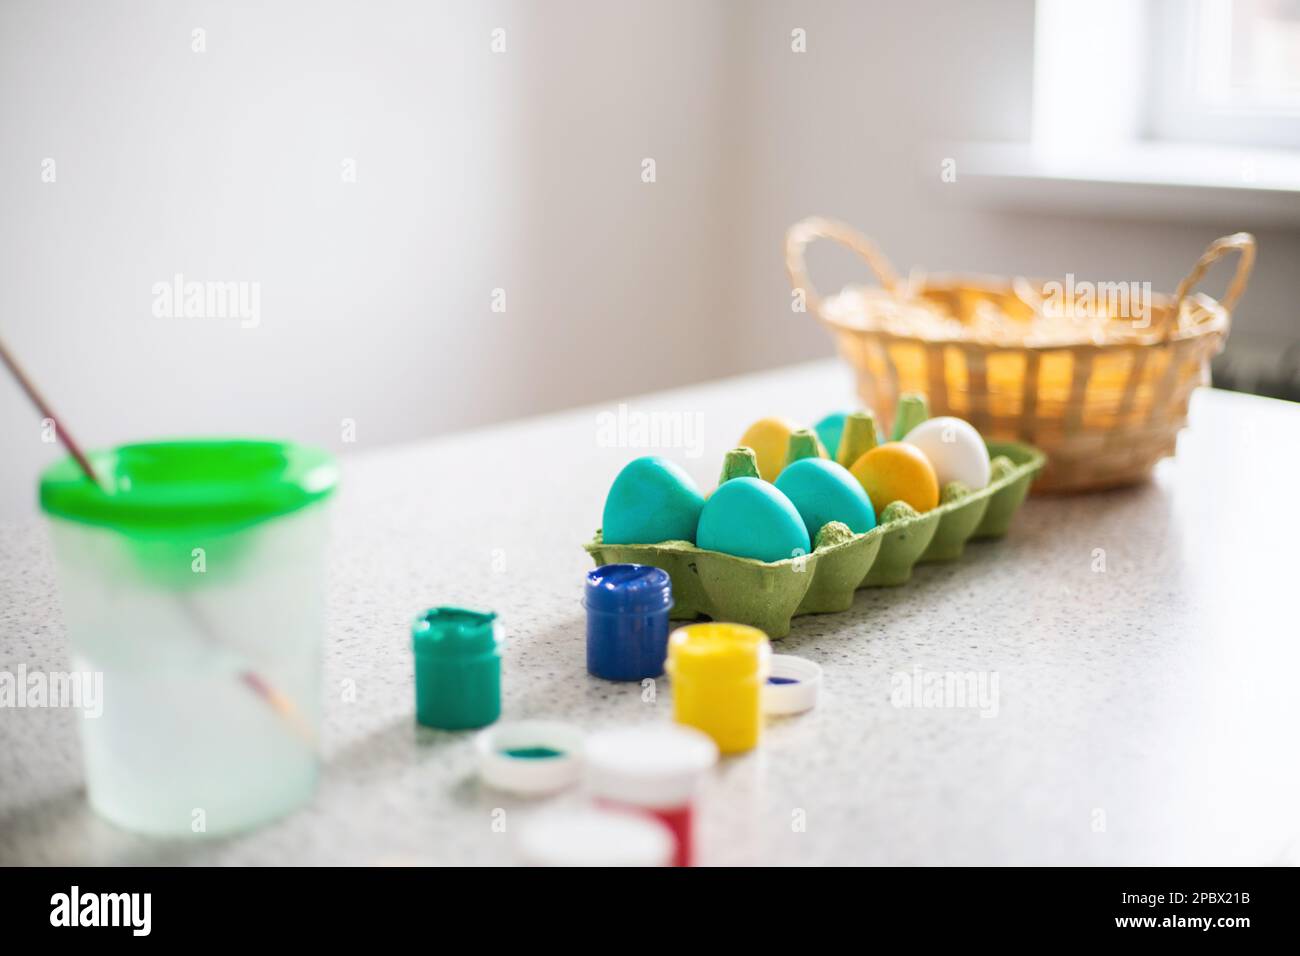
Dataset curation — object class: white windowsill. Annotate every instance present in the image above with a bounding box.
[949,141,1300,225]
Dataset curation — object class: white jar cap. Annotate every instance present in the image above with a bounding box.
[585,723,718,809]
[516,806,675,867]
[763,655,822,715]
[476,720,585,796]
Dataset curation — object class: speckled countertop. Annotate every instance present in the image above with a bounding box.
[3,360,1299,865]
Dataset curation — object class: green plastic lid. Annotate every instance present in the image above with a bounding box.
[39,439,339,534]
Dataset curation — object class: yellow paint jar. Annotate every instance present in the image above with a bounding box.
[666,623,771,754]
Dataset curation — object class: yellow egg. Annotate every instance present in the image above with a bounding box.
[849,442,939,514]
[738,417,799,482]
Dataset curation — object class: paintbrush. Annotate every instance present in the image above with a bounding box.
[0,334,317,749]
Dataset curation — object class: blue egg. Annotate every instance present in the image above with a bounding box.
[814,412,848,460]
[697,477,811,563]
[602,457,704,545]
[774,457,876,538]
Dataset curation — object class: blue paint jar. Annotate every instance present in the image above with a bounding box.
[584,564,674,682]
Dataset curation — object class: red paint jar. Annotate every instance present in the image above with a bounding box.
[585,724,718,867]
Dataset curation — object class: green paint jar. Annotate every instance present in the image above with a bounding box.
[412,607,502,730]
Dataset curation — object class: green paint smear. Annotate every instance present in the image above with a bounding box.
[503,747,565,759]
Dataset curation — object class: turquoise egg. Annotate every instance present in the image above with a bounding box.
[814,412,848,460]
[775,457,876,537]
[696,477,811,563]
[602,457,704,545]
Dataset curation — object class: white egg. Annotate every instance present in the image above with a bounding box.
[902,417,991,490]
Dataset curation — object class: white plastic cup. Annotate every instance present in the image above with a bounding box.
[39,440,338,836]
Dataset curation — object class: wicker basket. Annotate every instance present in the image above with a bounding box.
[785,218,1256,493]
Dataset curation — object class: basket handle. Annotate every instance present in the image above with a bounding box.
[785,217,901,317]
[1169,232,1256,334]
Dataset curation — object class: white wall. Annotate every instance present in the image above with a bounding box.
[2,0,1296,522]
[0,0,738,521]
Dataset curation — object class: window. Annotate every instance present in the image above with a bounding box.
[1151,0,1300,149]
[950,1,1300,222]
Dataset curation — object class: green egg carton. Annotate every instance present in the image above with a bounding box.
[583,441,1044,638]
